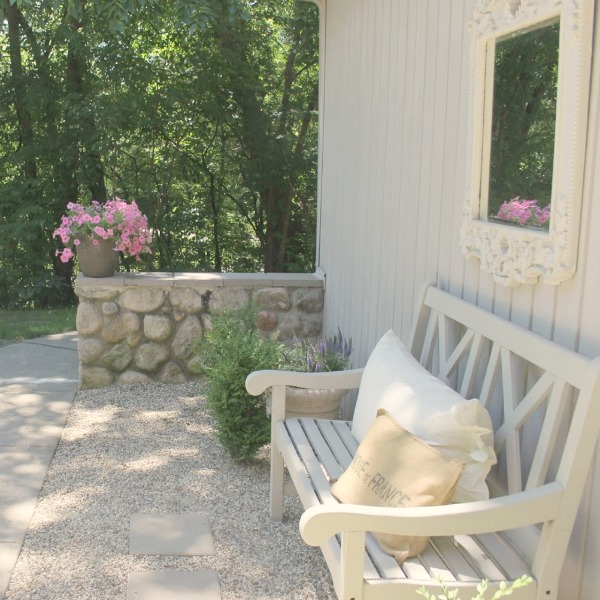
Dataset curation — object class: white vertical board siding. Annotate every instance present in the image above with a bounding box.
[319,0,476,364]
[317,0,600,596]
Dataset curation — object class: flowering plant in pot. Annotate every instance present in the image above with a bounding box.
[268,329,354,419]
[53,198,152,276]
[282,329,353,373]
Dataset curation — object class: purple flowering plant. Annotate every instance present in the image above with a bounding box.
[493,196,550,228]
[283,329,353,373]
[53,198,152,264]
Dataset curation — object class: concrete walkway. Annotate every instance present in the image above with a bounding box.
[0,332,79,599]
[0,333,221,600]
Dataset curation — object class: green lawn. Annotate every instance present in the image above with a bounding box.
[0,307,77,344]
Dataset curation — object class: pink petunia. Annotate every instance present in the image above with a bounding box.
[59,248,74,263]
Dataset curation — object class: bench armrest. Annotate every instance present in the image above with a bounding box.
[299,482,563,546]
[245,368,364,396]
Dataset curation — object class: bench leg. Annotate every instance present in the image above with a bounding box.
[270,444,285,521]
[339,531,366,600]
[270,385,286,521]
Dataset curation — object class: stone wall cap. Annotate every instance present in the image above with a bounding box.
[124,272,175,287]
[76,271,324,289]
[267,273,323,287]
[76,273,127,287]
[221,273,274,287]
[174,273,225,287]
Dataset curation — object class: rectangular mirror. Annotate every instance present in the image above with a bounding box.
[485,20,559,230]
[460,0,593,286]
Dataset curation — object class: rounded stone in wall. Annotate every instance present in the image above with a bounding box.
[159,361,187,384]
[77,302,103,336]
[302,316,323,338]
[117,370,153,385]
[119,288,166,313]
[126,331,143,348]
[256,310,277,331]
[102,301,119,316]
[101,341,133,372]
[103,312,141,344]
[171,315,203,360]
[80,366,114,389]
[144,315,173,342]
[186,354,204,375]
[78,337,105,365]
[170,288,204,314]
[134,343,170,372]
[209,288,250,314]
[293,288,324,314]
[255,288,292,311]
[278,314,302,339]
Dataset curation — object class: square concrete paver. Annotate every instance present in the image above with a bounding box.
[129,514,215,556]
[126,571,220,600]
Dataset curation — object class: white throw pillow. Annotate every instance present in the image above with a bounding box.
[351,329,496,502]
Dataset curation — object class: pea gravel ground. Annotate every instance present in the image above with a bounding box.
[5,382,337,600]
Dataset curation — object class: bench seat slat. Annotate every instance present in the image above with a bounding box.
[475,533,531,580]
[364,534,407,580]
[453,534,508,581]
[301,418,345,481]
[429,537,482,582]
[275,421,321,508]
[400,556,433,580]
[315,419,355,472]
[415,544,458,582]
[332,420,360,454]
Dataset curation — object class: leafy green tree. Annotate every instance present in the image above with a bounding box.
[0,0,319,308]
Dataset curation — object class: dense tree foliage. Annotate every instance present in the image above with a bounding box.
[0,0,319,307]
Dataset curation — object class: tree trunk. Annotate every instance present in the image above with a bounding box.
[66,14,107,202]
[209,170,223,272]
[5,0,37,181]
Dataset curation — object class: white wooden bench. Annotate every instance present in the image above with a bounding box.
[245,283,600,600]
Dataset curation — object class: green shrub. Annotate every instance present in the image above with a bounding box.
[197,308,282,462]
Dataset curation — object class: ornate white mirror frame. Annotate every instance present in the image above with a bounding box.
[460,0,594,287]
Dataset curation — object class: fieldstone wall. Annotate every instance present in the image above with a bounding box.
[74,272,325,390]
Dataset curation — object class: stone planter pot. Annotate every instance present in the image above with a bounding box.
[77,237,119,278]
[266,386,347,419]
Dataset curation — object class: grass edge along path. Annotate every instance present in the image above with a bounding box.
[0,307,76,345]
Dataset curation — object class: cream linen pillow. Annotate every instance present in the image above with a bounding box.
[351,329,496,502]
[332,409,464,563]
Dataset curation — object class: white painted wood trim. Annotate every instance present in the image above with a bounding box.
[460,0,595,286]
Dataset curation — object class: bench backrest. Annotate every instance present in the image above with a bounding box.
[408,283,600,570]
